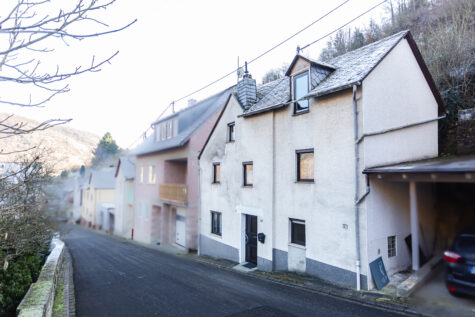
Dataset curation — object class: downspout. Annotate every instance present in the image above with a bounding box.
[197,160,202,256]
[272,111,276,269]
[353,84,362,291]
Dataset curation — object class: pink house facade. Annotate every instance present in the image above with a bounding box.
[131,87,233,250]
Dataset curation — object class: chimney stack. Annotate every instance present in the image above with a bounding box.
[237,62,257,110]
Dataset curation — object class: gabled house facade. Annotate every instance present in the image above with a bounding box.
[114,156,136,238]
[198,30,444,290]
[130,87,233,250]
[80,167,116,229]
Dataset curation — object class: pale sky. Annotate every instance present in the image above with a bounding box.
[4,0,388,149]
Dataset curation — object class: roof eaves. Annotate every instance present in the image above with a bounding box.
[285,54,336,76]
[198,93,233,160]
[240,102,288,118]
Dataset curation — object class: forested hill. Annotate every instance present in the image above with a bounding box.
[0,113,100,174]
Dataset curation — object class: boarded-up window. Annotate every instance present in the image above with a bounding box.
[213,163,220,183]
[297,149,314,181]
[243,162,253,186]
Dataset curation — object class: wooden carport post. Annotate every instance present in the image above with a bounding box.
[409,181,420,271]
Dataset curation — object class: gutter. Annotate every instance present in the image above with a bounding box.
[356,115,445,144]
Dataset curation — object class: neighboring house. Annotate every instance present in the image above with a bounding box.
[114,156,136,238]
[80,167,116,229]
[130,86,234,250]
[72,173,89,223]
[199,30,444,290]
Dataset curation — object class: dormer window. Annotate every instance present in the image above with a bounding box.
[160,124,166,141]
[166,121,172,139]
[294,72,309,114]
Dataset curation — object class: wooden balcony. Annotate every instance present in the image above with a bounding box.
[159,183,187,204]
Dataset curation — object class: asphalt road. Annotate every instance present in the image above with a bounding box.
[63,225,404,317]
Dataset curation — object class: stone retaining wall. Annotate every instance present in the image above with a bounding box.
[16,237,65,317]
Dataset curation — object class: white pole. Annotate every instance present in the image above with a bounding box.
[410,181,420,271]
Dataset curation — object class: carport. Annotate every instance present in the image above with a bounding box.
[364,155,475,274]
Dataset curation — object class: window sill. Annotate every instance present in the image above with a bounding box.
[212,182,220,185]
[242,185,253,188]
[210,233,222,238]
[293,109,309,116]
[295,180,314,184]
[226,140,235,144]
[288,243,306,250]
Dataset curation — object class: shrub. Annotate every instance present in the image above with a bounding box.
[0,248,48,316]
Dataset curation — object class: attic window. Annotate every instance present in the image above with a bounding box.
[228,122,235,142]
[294,72,309,114]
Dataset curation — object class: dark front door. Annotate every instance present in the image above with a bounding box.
[245,215,257,264]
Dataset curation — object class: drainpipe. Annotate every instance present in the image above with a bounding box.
[353,84,362,291]
[197,162,202,256]
[272,111,276,269]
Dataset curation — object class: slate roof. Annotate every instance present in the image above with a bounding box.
[90,167,116,189]
[243,77,290,117]
[131,86,234,156]
[307,30,408,98]
[116,156,135,180]
[243,30,420,117]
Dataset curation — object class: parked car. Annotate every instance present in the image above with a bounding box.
[444,227,475,296]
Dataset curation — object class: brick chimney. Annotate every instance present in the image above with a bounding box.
[237,62,257,110]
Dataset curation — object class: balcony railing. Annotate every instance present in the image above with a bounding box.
[159,183,187,204]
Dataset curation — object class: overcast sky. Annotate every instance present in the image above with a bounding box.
[4,0,388,148]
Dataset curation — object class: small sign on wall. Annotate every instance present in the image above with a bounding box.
[369,256,389,290]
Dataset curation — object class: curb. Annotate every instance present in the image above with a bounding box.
[185,254,429,316]
[67,226,430,316]
[63,247,76,317]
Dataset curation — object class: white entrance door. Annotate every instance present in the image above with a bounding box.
[175,208,186,247]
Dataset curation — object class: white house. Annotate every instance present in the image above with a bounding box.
[198,30,444,290]
[114,156,135,239]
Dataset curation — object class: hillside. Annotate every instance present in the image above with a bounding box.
[0,113,100,173]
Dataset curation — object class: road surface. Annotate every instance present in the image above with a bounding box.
[63,225,404,317]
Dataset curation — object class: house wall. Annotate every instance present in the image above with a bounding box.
[361,38,439,288]
[133,106,222,249]
[94,189,115,227]
[114,169,135,239]
[366,180,437,289]
[361,38,438,168]
[200,91,365,288]
[200,95,272,264]
[274,90,364,286]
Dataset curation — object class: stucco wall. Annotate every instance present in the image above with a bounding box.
[200,91,363,284]
[133,106,222,250]
[200,95,274,263]
[361,38,438,168]
[365,180,437,289]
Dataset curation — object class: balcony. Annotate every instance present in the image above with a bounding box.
[159,183,187,204]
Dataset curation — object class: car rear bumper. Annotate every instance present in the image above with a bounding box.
[447,274,475,296]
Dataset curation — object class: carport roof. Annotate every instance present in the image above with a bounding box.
[364,155,475,174]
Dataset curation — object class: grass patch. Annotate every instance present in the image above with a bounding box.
[52,281,64,317]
